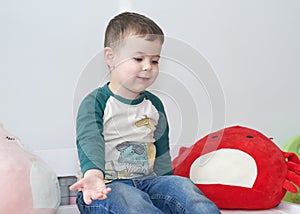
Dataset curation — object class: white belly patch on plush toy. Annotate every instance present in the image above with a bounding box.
[0,123,60,214]
[190,148,257,188]
[173,125,300,210]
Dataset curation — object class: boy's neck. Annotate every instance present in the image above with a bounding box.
[108,82,141,100]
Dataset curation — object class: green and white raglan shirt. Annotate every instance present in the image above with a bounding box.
[76,83,173,180]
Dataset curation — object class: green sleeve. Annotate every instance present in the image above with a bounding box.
[145,92,173,176]
[76,89,107,176]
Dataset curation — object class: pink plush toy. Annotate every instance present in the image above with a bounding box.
[0,123,60,214]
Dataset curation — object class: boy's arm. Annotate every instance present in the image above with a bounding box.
[71,89,112,204]
[148,93,173,176]
[154,110,173,176]
[76,90,106,175]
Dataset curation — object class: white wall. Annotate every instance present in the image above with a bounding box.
[1,0,300,169]
[132,0,300,150]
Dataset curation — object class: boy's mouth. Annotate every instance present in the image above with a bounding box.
[136,76,151,80]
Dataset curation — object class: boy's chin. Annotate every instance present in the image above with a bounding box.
[129,82,151,91]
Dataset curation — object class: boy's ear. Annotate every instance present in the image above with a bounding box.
[104,47,114,67]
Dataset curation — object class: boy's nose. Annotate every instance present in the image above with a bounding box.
[142,60,152,71]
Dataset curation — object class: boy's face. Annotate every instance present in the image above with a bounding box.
[107,36,162,99]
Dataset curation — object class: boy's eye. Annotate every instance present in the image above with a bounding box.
[133,57,160,64]
[134,57,143,62]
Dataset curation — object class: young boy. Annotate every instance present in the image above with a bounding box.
[70,12,220,214]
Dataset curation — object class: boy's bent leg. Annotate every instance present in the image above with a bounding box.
[76,181,165,214]
[144,175,221,214]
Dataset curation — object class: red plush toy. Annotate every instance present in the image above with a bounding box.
[173,126,300,210]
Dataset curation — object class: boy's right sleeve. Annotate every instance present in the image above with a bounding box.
[76,90,106,176]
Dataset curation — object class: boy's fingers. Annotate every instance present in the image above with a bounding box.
[103,187,112,194]
[69,180,84,191]
[88,187,111,201]
[69,179,111,203]
[92,191,103,199]
[83,192,93,205]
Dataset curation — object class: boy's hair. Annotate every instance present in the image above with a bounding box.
[104,12,164,48]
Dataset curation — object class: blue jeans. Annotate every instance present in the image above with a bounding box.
[76,174,220,214]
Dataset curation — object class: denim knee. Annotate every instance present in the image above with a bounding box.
[149,175,221,214]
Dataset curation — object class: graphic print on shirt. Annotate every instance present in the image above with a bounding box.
[105,116,156,179]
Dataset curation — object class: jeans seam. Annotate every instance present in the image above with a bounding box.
[151,194,186,213]
[77,193,117,214]
[79,203,117,214]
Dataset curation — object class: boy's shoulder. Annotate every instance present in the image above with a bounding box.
[79,84,111,109]
[85,84,111,100]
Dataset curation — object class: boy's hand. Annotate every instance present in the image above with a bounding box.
[69,169,111,205]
